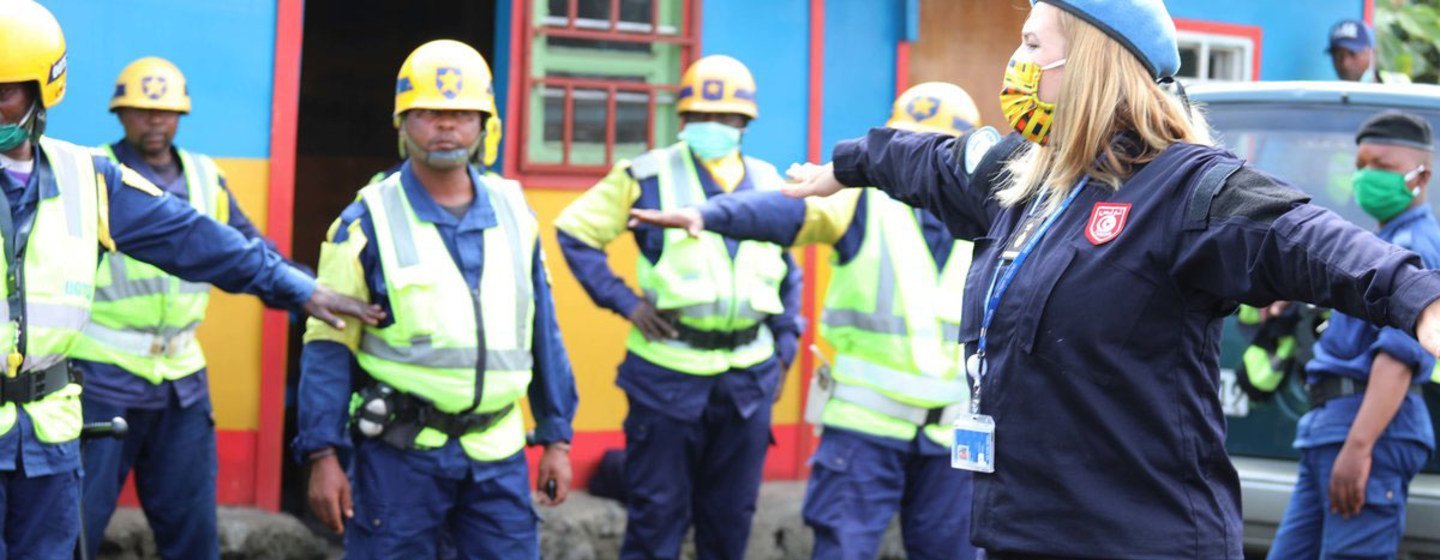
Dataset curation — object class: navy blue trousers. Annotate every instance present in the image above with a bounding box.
[1268,439,1430,559]
[345,440,538,559]
[82,394,217,560]
[803,428,976,560]
[620,385,772,560]
[0,466,79,559]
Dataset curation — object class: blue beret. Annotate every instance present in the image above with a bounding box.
[1033,0,1181,80]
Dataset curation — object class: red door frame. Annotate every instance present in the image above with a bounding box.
[257,0,306,512]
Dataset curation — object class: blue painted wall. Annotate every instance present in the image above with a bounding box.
[41,0,277,159]
[822,0,902,156]
[702,0,810,167]
[1167,0,1362,81]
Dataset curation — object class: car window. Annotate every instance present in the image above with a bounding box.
[1205,101,1440,473]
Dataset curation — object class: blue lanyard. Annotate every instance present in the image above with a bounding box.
[971,179,1089,409]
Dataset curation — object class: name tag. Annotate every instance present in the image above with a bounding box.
[952,414,996,473]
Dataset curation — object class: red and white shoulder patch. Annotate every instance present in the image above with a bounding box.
[1084,202,1130,245]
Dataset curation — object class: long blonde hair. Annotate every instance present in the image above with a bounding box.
[996,10,1211,211]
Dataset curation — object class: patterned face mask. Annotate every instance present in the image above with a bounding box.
[999,57,1066,145]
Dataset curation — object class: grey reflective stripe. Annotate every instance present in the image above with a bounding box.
[21,354,67,374]
[26,302,90,330]
[361,333,533,371]
[82,321,199,356]
[482,177,532,344]
[178,281,211,294]
[0,297,9,324]
[665,147,696,208]
[377,181,420,268]
[833,354,967,403]
[629,152,660,180]
[194,154,216,216]
[95,277,169,301]
[942,323,961,342]
[44,140,86,238]
[643,290,762,323]
[833,383,932,425]
[821,309,907,334]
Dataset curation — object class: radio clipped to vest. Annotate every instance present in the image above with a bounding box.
[803,345,835,431]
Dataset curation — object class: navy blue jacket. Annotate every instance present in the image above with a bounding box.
[0,138,314,477]
[833,128,1440,559]
[1298,205,1440,452]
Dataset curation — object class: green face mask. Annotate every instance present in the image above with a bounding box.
[0,105,36,152]
[1353,166,1424,222]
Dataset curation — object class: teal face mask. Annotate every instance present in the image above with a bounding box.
[1353,165,1424,222]
[0,105,36,152]
[678,121,742,160]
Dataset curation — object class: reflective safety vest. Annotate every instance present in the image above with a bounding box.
[354,173,538,462]
[70,146,225,383]
[820,188,972,446]
[0,137,103,444]
[626,143,788,375]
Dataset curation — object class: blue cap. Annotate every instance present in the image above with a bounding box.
[1327,19,1373,54]
[1033,0,1181,81]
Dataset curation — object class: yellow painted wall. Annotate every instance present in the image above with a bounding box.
[522,187,822,433]
[197,157,269,431]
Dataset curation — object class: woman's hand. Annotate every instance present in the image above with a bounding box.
[781,162,844,199]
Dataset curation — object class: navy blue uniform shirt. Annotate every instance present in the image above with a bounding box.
[832,127,1440,559]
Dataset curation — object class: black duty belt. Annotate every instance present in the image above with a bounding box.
[418,400,515,439]
[670,322,761,351]
[1308,376,1421,408]
[1,361,77,405]
[355,383,517,451]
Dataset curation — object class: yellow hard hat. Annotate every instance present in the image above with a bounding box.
[110,57,191,114]
[0,0,69,109]
[394,39,496,128]
[677,55,758,119]
[886,82,980,137]
[483,115,502,168]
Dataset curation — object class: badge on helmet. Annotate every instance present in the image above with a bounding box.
[887,82,980,137]
[110,57,191,114]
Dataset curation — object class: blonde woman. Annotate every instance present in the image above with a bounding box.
[784,1,1440,558]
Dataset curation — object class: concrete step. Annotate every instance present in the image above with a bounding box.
[98,482,908,559]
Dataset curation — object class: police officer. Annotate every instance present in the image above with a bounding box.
[71,56,298,560]
[1326,19,1409,84]
[784,0,1440,557]
[630,82,979,559]
[0,2,379,556]
[554,54,802,559]
[1268,111,1439,559]
[295,39,577,559]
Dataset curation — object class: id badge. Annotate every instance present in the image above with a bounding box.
[951,414,996,473]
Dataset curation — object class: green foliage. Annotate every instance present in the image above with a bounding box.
[1377,0,1440,83]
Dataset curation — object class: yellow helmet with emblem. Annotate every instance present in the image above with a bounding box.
[483,115,502,168]
[887,82,980,137]
[394,39,496,127]
[677,55,758,119]
[110,57,191,114]
[0,0,69,109]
